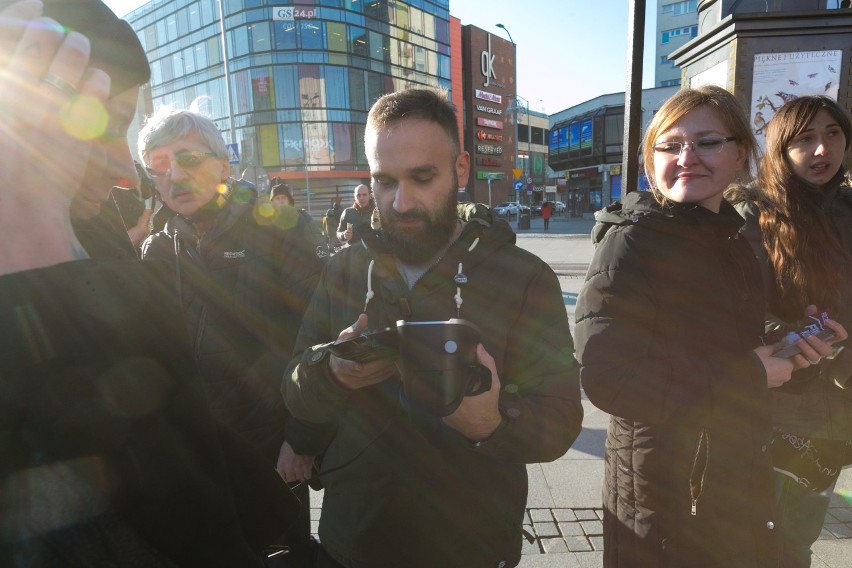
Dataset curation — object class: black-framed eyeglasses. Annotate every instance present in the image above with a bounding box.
[652,137,738,157]
[145,150,219,178]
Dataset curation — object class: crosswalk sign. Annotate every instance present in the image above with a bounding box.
[226,143,240,164]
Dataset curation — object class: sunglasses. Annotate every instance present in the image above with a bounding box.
[145,150,219,178]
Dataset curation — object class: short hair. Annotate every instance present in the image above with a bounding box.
[138,107,228,163]
[42,0,150,97]
[366,88,460,152]
[269,182,294,206]
[642,85,758,204]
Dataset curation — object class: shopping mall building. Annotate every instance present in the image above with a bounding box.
[124,0,541,211]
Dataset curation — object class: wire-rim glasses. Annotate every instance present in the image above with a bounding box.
[652,136,738,157]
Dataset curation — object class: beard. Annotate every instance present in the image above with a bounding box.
[378,183,459,265]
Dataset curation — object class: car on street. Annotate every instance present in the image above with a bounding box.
[553,201,566,213]
[530,202,543,217]
[493,201,521,217]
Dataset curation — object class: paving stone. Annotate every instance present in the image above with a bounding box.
[589,536,605,551]
[310,508,322,521]
[558,521,585,536]
[828,508,852,523]
[580,520,603,536]
[565,536,593,552]
[824,523,852,538]
[575,551,605,568]
[553,508,577,522]
[540,538,569,553]
[530,509,554,522]
[534,521,560,537]
[574,509,598,521]
[595,509,604,520]
[523,510,532,524]
[817,528,835,540]
[521,536,542,555]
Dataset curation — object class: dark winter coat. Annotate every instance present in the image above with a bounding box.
[734,174,852,441]
[141,195,325,459]
[0,260,297,567]
[283,204,583,567]
[575,191,778,567]
[336,203,374,245]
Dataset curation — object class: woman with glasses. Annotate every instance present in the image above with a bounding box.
[574,85,846,567]
[730,95,852,568]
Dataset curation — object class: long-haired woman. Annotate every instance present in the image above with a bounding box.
[734,95,852,568]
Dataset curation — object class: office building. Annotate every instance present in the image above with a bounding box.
[124,0,454,212]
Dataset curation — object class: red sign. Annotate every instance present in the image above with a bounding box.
[476,157,502,167]
[476,130,503,142]
[476,117,503,130]
[252,76,269,96]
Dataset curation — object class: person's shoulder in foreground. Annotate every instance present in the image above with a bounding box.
[0,1,296,564]
[282,87,582,567]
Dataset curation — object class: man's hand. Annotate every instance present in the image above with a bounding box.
[328,314,396,390]
[127,208,153,246]
[275,440,315,484]
[442,344,502,442]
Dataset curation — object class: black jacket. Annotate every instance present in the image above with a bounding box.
[734,174,852,441]
[575,192,777,567]
[336,204,374,245]
[283,205,583,567]
[141,195,325,459]
[0,260,297,566]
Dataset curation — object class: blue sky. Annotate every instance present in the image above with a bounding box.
[104,0,659,115]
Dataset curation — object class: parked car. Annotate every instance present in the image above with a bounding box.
[530,202,543,217]
[493,201,521,217]
[553,201,566,213]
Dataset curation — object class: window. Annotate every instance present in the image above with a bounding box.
[300,21,324,50]
[662,0,697,16]
[660,79,681,87]
[661,25,698,44]
[276,22,297,50]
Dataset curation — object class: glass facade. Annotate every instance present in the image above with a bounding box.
[126,0,451,201]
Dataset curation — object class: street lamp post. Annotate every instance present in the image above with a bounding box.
[496,23,521,230]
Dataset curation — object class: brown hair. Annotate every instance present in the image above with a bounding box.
[366,88,460,153]
[756,95,851,317]
[642,85,758,205]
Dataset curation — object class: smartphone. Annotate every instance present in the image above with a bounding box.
[772,311,835,358]
[328,327,399,362]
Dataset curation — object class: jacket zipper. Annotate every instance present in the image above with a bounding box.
[689,428,709,516]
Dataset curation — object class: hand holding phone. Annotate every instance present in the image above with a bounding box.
[770,311,836,358]
[328,327,399,362]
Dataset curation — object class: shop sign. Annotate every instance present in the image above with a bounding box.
[475,104,502,116]
[476,130,503,142]
[476,157,502,167]
[475,89,502,104]
[476,144,503,155]
[477,171,504,180]
[476,117,503,130]
[569,167,599,179]
[273,6,316,20]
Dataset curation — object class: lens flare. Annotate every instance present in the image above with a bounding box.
[60,95,108,141]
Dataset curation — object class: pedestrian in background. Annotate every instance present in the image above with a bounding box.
[336,183,374,245]
[541,200,552,230]
[575,85,846,568]
[731,95,852,568]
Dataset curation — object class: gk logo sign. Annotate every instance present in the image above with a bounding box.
[481,34,496,87]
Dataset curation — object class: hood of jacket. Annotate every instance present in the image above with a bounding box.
[592,190,745,246]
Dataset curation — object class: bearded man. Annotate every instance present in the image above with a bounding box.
[282,88,583,568]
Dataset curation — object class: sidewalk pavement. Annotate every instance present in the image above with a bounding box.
[308,216,852,566]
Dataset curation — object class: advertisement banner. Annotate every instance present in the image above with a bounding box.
[751,50,842,151]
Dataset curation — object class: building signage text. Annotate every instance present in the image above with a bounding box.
[476,130,503,142]
[476,144,503,155]
[475,89,502,104]
[273,6,317,20]
[475,104,502,116]
[481,34,497,87]
[476,117,503,130]
[476,157,502,167]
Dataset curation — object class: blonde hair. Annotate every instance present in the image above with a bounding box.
[642,85,758,204]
